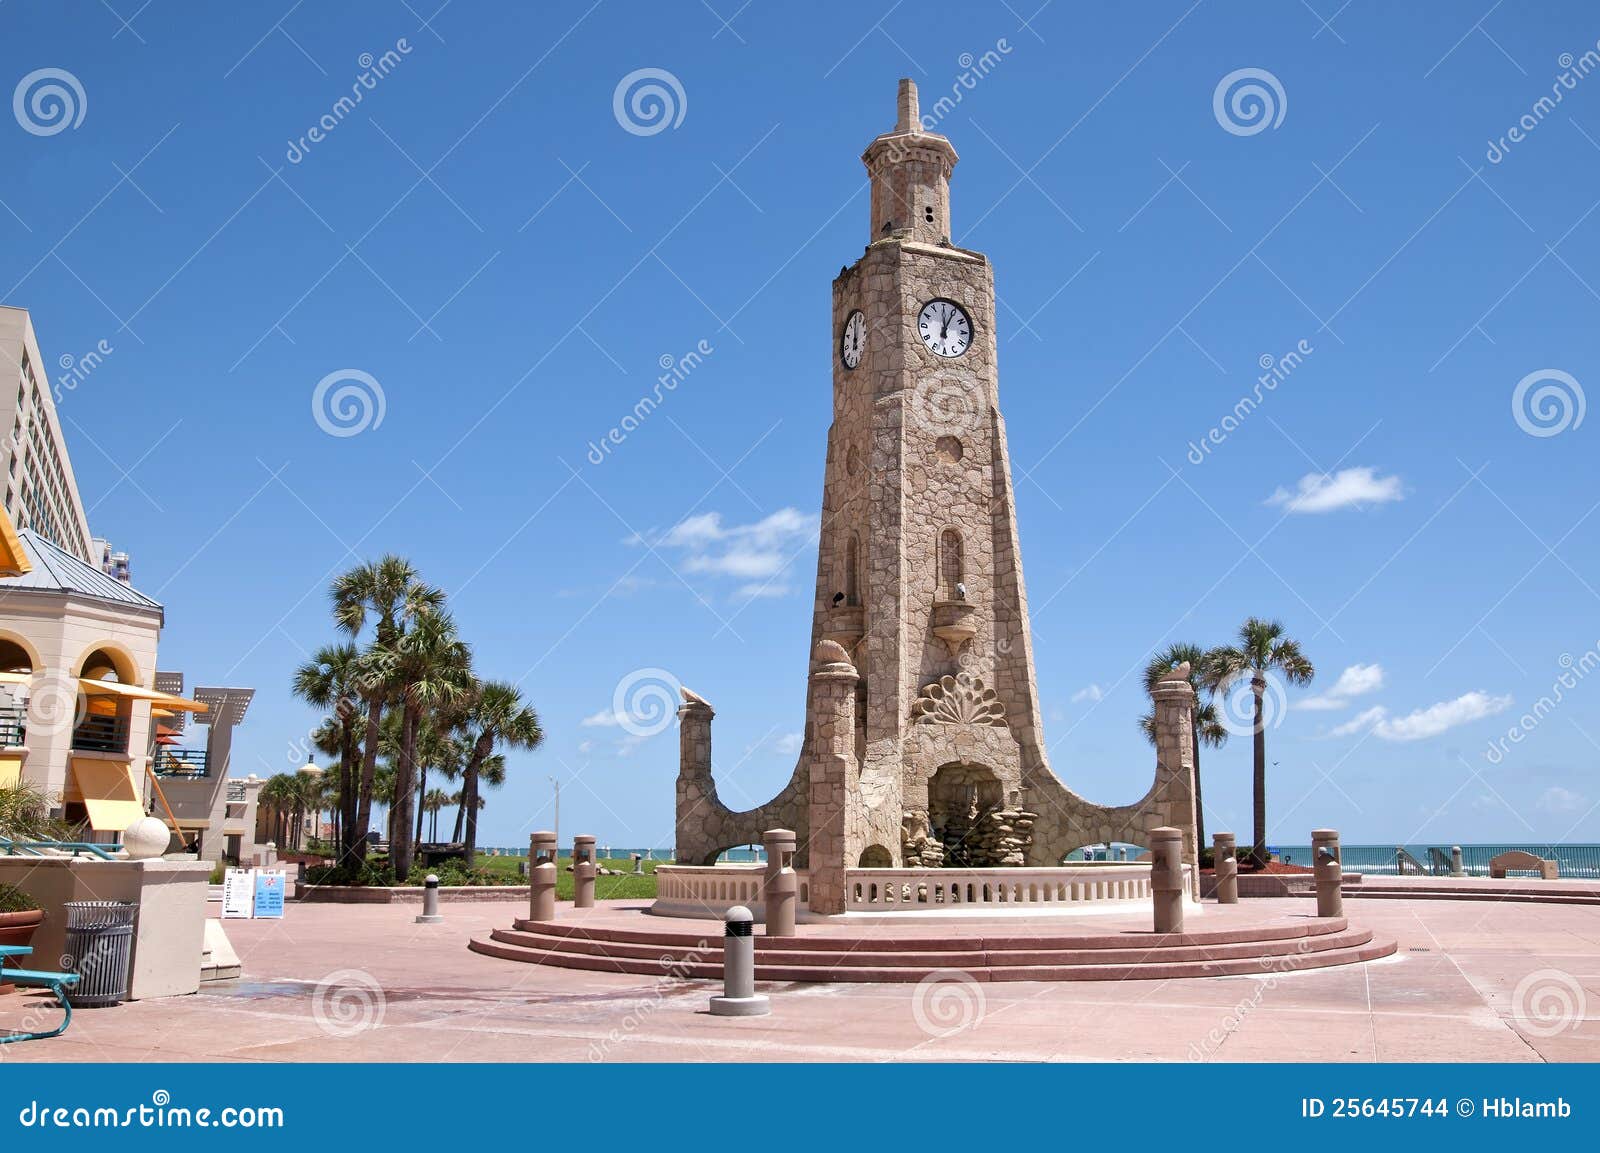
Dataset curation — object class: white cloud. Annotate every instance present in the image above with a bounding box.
[1266,467,1404,513]
[630,507,819,597]
[580,709,622,728]
[1327,692,1512,741]
[1071,684,1104,704]
[772,732,803,756]
[1298,663,1385,710]
[735,582,792,600]
[1538,785,1587,814]
[576,739,594,755]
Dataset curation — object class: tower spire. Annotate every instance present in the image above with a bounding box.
[896,78,919,133]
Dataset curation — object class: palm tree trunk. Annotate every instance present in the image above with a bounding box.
[413,762,428,849]
[1190,722,1206,850]
[339,722,359,860]
[391,707,420,880]
[352,696,383,861]
[452,799,466,844]
[1252,676,1267,864]
[463,731,492,868]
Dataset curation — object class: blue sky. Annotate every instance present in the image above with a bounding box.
[3,0,1597,850]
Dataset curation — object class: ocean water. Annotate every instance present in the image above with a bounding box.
[477,842,1600,876]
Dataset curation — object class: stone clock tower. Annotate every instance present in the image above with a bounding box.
[674,81,1198,914]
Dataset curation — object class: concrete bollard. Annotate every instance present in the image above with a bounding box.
[529,830,558,922]
[709,906,770,1017]
[632,853,644,875]
[415,874,444,924]
[1150,826,1184,934]
[762,828,798,937]
[573,834,597,909]
[1451,844,1464,877]
[1213,832,1238,905]
[1313,828,1344,918]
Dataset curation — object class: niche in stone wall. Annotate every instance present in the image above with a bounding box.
[938,528,963,600]
[845,532,861,606]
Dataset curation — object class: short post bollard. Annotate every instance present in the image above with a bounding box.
[1150,826,1184,934]
[1313,828,1343,918]
[529,830,558,921]
[631,853,644,875]
[1451,844,1464,877]
[762,828,798,937]
[1213,832,1238,905]
[415,874,444,924]
[573,834,597,909]
[709,906,770,1017]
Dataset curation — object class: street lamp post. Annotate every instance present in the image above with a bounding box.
[549,775,560,857]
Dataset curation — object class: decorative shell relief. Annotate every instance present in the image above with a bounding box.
[914,675,1007,727]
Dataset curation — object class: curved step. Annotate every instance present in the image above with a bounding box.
[487,923,1376,969]
[467,933,1397,982]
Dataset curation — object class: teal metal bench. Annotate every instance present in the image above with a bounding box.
[1,948,80,1044]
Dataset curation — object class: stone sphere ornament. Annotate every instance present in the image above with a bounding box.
[122,816,172,860]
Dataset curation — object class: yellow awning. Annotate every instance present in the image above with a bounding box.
[69,757,146,832]
[77,678,209,713]
[0,754,21,790]
[0,671,30,685]
[0,506,30,578]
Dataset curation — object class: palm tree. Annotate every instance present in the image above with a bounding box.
[423,788,451,841]
[1211,618,1315,864]
[456,679,543,867]
[292,642,364,859]
[331,557,445,860]
[1138,643,1228,849]
[376,609,471,879]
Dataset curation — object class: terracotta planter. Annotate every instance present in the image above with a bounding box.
[0,908,44,949]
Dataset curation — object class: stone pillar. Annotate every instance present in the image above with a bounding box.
[763,828,798,937]
[1450,844,1464,877]
[528,830,557,921]
[675,689,716,865]
[572,834,596,909]
[1150,826,1184,934]
[1149,667,1200,894]
[1313,828,1343,918]
[806,641,859,915]
[1213,832,1238,905]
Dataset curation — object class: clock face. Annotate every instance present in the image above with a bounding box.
[918,299,972,358]
[840,310,865,369]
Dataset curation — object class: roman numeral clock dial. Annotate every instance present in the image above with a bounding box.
[841,309,865,369]
[918,298,972,358]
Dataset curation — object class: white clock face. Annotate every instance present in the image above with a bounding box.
[841,310,865,369]
[918,299,972,358]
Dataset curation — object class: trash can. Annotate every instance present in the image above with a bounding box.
[62,900,137,1007]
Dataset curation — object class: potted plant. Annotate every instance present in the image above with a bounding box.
[0,882,43,949]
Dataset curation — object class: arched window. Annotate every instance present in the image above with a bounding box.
[845,533,861,607]
[938,528,963,599]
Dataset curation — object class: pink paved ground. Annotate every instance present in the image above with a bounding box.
[2,897,1596,1063]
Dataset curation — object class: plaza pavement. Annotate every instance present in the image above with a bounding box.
[1,896,1595,1062]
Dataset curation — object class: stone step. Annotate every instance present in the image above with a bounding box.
[467,932,1396,983]
[488,923,1376,970]
[1329,888,1600,906]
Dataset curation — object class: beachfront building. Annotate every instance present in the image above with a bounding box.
[0,305,95,563]
[0,524,256,854]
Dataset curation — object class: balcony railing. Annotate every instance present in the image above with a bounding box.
[71,714,129,754]
[0,705,24,748]
[152,747,209,778]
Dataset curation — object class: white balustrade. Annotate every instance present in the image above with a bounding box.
[649,864,811,919]
[843,863,1191,912]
